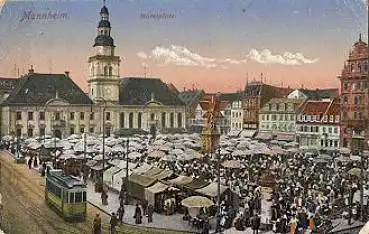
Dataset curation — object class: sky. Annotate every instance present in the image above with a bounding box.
[0,0,368,93]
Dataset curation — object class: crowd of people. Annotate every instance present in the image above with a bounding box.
[1,134,367,233]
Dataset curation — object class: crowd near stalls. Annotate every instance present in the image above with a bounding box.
[1,132,368,233]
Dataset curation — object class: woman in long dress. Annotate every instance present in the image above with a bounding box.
[134,204,142,224]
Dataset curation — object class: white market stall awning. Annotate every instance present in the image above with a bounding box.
[240,130,256,138]
[145,181,169,206]
[168,175,193,187]
[254,132,273,140]
[195,182,229,198]
[275,133,295,142]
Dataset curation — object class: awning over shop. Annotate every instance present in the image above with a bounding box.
[275,133,295,142]
[144,168,164,177]
[132,164,153,175]
[228,130,241,137]
[167,175,193,187]
[184,178,210,190]
[153,170,173,180]
[240,130,257,138]
[254,132,273,140]
[195,182,229,198]
[128,173,157,201]
[145,181,169,206]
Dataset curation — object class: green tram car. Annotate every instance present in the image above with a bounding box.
[45,170,87,221]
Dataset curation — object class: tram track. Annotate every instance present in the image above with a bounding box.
[0,156,90,234]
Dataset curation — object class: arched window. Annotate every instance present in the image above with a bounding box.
[108,66,113,76]
[150,113,155,121]
[104,66,108,76]
[161,112,166,128]
[177,113,182,128]
[170,113,174,128]
[129,113,133,128]
[137,112,142,129]
[120,113,125,128]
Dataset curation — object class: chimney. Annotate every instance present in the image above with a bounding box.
[28,65,34,74]
[65,71,70,77]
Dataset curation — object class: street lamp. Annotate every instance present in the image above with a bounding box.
[124,138,129,205]
[216,147,221,233]
[101,103,106,192]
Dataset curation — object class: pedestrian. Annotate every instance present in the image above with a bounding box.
[33,155,38,168]
[93,213,102,234]
[142,199,148,216]
[28,156,33,169]
[134,203,142,224]
[101,189,108,205]
[251,214,260,234]
[117,205,124,223]
[41,162,46,177]
[110,212,118,234]
[147,204,154,223]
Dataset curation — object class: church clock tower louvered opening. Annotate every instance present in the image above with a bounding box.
[88,0,121,103]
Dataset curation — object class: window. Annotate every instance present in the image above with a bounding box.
[16,111,22,120]
[80,112,84,120]
[39,128,45,136]
[83,191,86,202]
[161,112,166,127]
[353,112,357,120]
[138,112,142,129]
[120,113,125,128]
[39,112,45,121]
[69,192,75,203]
[170,113,174,128]
[266,115,269,121]
[90,112,94,120]
[27,128,33,137]
[323,127,326,133]
[70,112,75,120]
[108,66,113,76]
[129,113,133,128]
[74,192,82,203]
[328,127,332,133]
[343,96,348,104]
[342,112,348,120]
[55,112,60,120]
[150,113,155,121]
[177,113,182,128]
[89,127,94,133]
[80,127,85,133]
[104,66,108,76]
[106,112,111,121]
[300,126,303,132]
[334,127,337,133]
[334,140,338,147]
[262,115,265,121]
[70,128,75,134]
[28,112,33,121]
[329,115,334,122]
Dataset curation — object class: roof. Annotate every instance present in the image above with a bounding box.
[100,5,109,15]
[206,93,243,102]
[3,73,93,106]
[167,83,179,94]
[325,99,340,116]
[299,88,339,100]
[199,100,229,112]
[0,77,19,92]
[243,83,292,99]
[48,170,86,189]
[119,77,185,106]
[98,20,111,28]
[94,35,114,47]
[299,100,331,115]
[178,90,204,105]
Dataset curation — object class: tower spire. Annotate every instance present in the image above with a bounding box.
[359,32,362,42]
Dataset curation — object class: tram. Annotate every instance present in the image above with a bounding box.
[45,169,87,221]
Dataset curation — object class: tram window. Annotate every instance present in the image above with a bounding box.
[83,191,86,202]
[63,191,68,202]
[75,192,82,203]
[69,193,75,203]
[55,186,62,198]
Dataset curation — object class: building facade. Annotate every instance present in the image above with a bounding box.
[242,81,292,132]
[258,98,304,141]
[178,89,205,133]
[230,100,243,132]
[338,36,369,148]
[0,3,185,138]
[296,99,340,149]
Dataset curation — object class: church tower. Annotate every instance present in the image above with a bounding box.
[88,1,120,103]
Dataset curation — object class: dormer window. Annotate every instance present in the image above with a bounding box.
[329,115,334,122]
[307,115,311,121]
[323,116,328,122]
